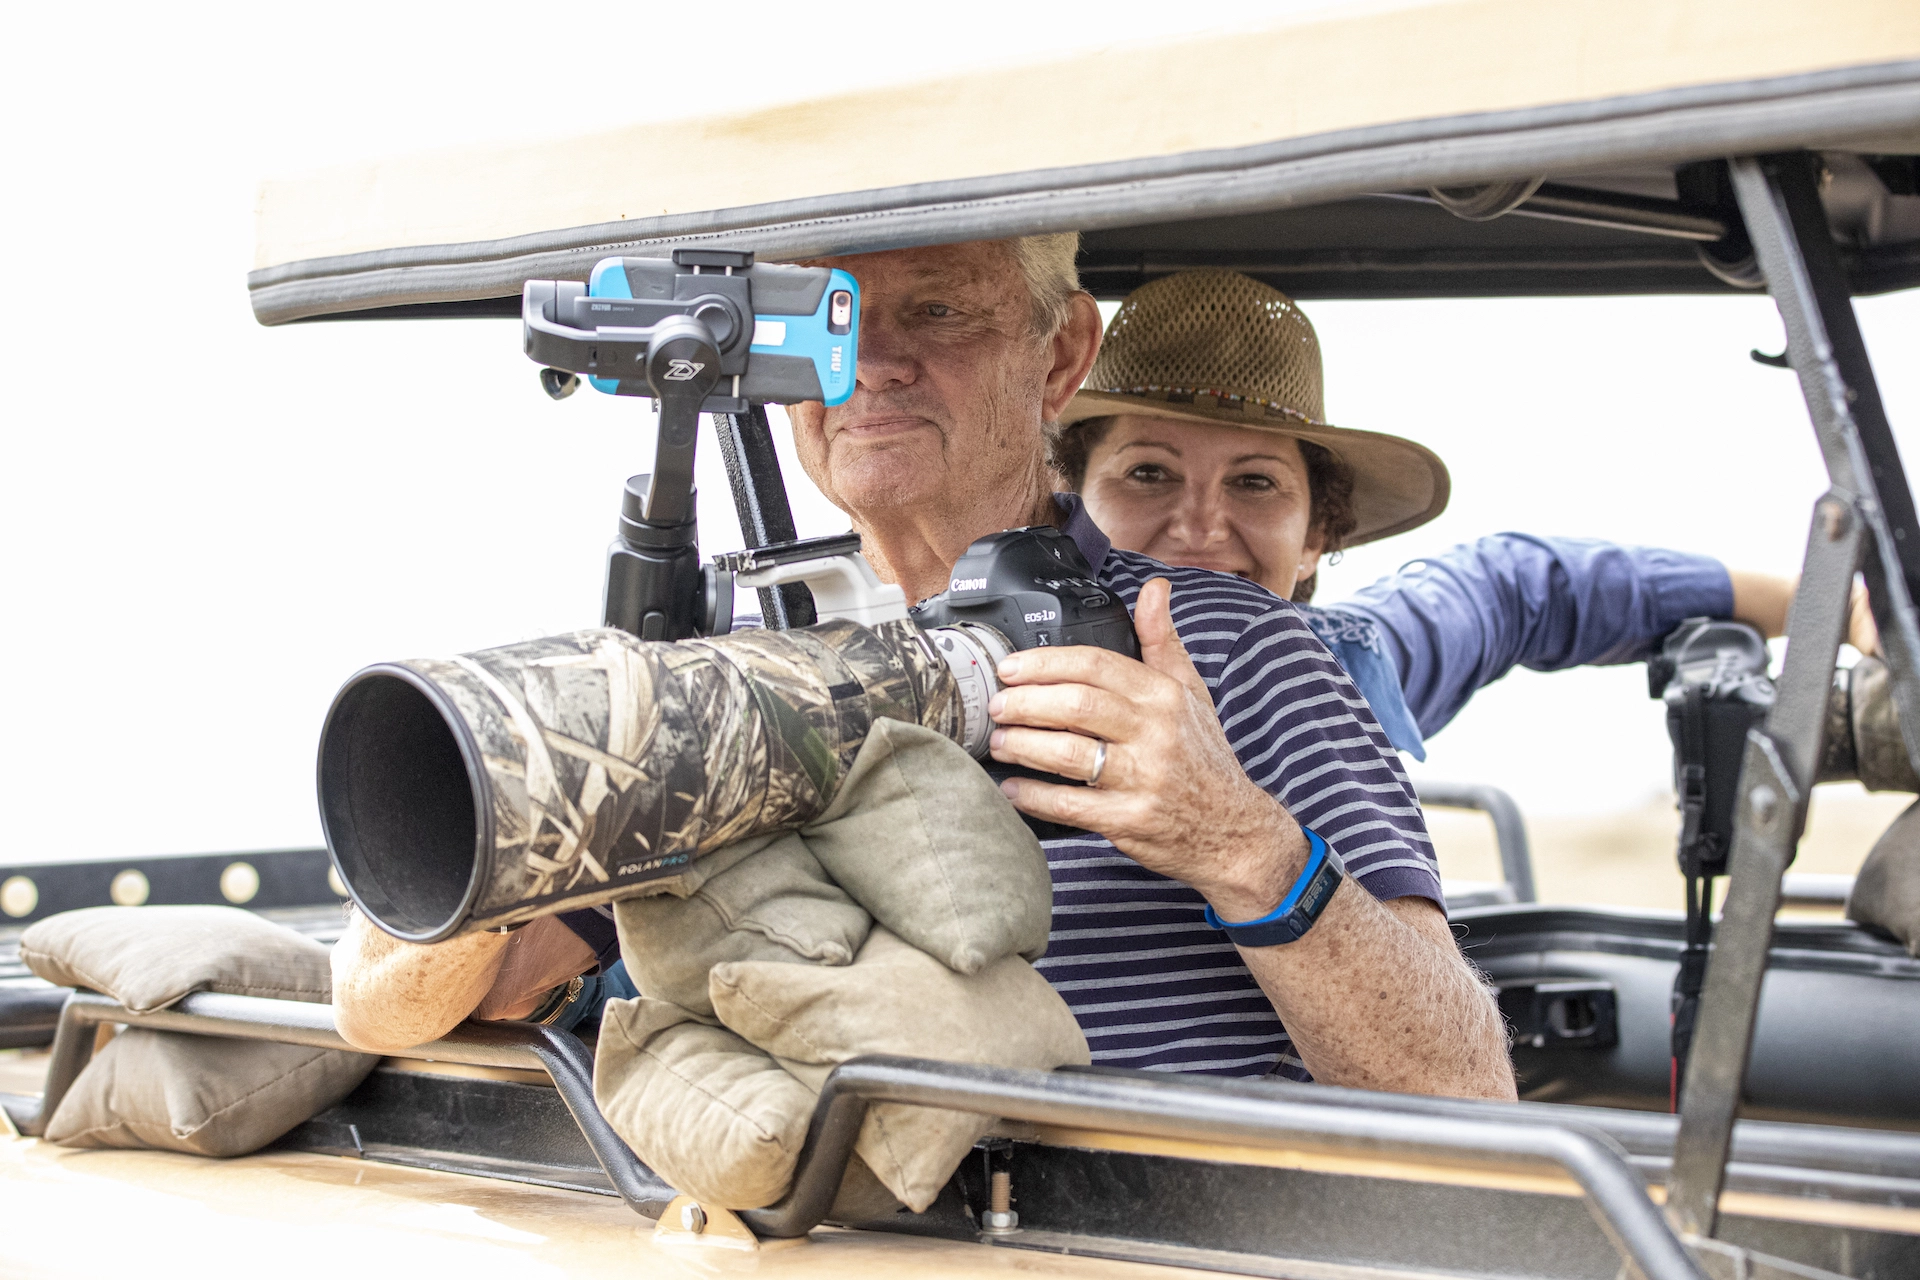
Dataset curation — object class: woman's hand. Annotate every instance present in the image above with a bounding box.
[987,576,1306,918]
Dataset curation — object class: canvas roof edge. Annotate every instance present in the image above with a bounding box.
[251,0,1920,270]
[250,61,1920,325]
[250,38,1920,324]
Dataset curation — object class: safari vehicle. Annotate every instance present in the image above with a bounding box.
[4,2,1919,1277]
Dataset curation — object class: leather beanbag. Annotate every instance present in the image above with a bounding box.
[598,928,1088,1213]
[597,720,1088,1212]
[721,927,1088,1208]
[19,906,376,1156]
[613,832,872,1016]
[40,1028,375,1157]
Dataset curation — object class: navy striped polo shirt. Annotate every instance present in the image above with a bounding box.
[1039,495,1442,1081]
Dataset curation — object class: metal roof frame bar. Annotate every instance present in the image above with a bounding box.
[1666,151,1920,1238]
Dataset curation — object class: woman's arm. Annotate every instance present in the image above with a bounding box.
[992,578,1516,1100]
[1335,535,1734,739]
[1727,570,1879,655]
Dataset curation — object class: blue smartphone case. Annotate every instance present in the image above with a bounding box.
[584,258,857,406]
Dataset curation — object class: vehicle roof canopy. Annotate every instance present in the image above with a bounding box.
[250,0,1920,324]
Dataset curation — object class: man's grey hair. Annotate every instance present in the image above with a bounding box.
[1008,232,1082,336]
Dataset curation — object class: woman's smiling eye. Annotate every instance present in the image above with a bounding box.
[1231,473,1278,493]
[1125,463,1172,483]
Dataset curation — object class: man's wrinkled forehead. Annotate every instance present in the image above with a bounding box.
[813,240,1020,300]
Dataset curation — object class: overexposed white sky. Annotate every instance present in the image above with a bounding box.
[2,1,1916,864]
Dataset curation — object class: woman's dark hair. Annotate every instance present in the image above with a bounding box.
[1050,416,1356,602]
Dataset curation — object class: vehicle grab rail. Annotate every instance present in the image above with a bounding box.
[742,1057,1704,1280]
[1416,780,1538,903]
[21,993,1703,1279]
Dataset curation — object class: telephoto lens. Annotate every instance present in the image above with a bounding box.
[318,527,1137,942]
[320,618,963,942]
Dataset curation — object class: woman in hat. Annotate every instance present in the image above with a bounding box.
[1052,269,1875,759]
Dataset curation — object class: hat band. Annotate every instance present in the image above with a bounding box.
[1089,384,1326,428]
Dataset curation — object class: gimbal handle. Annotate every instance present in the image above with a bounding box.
[637,317,722,525]
[602,320,728,641]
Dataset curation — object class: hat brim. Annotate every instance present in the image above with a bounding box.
[1059,390,1450,547]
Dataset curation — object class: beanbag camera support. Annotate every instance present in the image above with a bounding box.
[20,906,377,1156]
[594,718,1088,1212]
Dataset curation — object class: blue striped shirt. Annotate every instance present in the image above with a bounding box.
[1041,496,1438,1080]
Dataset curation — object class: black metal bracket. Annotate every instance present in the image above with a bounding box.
[1666,151,1920,1238]
[1497,979,1619,1052]
[600,319,728,642]
[711,405,817,629]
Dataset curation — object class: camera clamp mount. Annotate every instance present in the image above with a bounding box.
[524,247,845,641]
[525,249,754,641]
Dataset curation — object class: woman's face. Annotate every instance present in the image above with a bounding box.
[1078,414,1324,599]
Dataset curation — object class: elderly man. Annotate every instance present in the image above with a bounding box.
[334,234,1514,1101]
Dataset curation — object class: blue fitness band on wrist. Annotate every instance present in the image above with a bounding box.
[1203,828,1344,947]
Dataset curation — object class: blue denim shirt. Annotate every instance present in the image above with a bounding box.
[1050,498,1734,760]
[1313,534,1735,758]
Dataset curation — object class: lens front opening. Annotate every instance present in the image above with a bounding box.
[318,669,484,941]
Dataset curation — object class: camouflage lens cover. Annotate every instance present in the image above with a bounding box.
[361,619,962,935]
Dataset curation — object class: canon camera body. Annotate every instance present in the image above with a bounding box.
[912,526,1140,837]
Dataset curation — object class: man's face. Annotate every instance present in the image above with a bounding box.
[788,241,1057,522]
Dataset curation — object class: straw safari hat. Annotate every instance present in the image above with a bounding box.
[1061,270,1449,546]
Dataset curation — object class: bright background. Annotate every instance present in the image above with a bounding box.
[3,2,1915,901]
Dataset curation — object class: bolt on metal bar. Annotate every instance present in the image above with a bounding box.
[744,1056,1706,1280]
[711,405,815,629]
[25,991,676,1218]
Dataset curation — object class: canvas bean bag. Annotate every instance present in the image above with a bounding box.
[1849,799,1920,957]
[20,906,377,1156]
[595,718,1086,1213]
